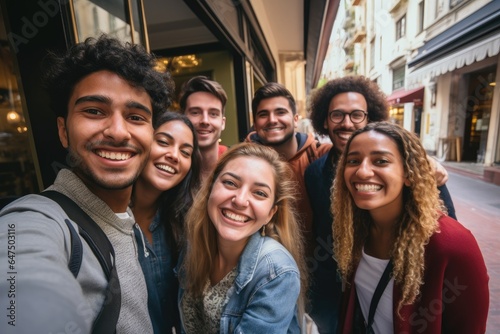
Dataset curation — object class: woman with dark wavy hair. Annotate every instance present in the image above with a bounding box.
[131,111,201,333]
[333,122,488,333]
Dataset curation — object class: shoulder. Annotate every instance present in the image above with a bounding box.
[218,144,228,157]
[0,194,75,260]
[303,134,331,158]
[426,215,485,266]
[258,237,299,275]
[429,216,478,248]
[305,153,328,176]
[1,193,68,223]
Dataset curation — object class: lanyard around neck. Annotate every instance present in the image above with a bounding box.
[365,259,393,334]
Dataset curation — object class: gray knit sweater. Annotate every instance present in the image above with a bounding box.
[0,169,152,334]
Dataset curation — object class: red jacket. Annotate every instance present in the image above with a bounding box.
[339,215,489,333]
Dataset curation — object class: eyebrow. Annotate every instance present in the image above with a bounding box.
[155,132,194,149]
[346,150,396,157]
[331,109,366,113]
[256,107,289,114]
[187,107,221,113]
[74,95,152,115]
[221,171,273,191]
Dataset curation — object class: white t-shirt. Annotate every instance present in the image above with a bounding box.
[354,248,394,333]
[115,212,131,219]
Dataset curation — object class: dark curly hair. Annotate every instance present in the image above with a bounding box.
[44,35,174,123]
[308,76,388,135]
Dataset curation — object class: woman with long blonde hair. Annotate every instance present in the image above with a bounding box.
[333,122,488,333]
[178,142,307,333]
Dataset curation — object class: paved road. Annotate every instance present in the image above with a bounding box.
[446,171,500,334]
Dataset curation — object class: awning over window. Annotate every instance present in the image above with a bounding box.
[387,86,424,105]
[407,34,500,86]
[407,0,500,86]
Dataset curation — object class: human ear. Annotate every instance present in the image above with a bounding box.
[57,117,69,148]
[267,205,278,221]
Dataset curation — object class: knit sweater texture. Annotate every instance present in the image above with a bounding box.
[0,169,152,333]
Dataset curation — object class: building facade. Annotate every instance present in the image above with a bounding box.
[323,0,499,166]
[0,0,339,200]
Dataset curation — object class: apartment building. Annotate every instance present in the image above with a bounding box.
[327,0,499,166]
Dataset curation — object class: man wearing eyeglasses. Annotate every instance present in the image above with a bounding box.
[304,76,455,334]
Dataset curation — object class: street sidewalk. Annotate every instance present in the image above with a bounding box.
[440,160,485,180]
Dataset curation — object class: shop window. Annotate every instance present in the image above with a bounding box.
[0,41,39,198]
[72,0,145,46]
[389,106,404,127]
[462,68,496,162]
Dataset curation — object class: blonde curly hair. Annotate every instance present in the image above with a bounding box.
[182,142,308,314]
[332,122,444,313]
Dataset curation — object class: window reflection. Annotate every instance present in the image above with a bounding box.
[0,41,38,197]
[73,0,143,44]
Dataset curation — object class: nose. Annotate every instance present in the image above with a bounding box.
[355,159,374,178]
[268,112,277,123]
[103,113,131,142]
[200,111,209,125]
[231,189,249,207]
[340,113,354,127]
[165,146,179,163]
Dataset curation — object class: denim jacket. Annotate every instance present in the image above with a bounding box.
[134,213,180,333]
[178,232,301,334]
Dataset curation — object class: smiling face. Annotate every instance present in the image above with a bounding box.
[344,130,408,220]
[208,156,278,250]
[138,120,194,194]
[254,96,298,146]
[184,91,226,151]
[57,70,153,193]
[325,92,368,154]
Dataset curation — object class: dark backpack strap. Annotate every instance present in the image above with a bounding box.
[64,218,83,277]
[40,190,121,334]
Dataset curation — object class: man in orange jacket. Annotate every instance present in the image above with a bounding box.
[245,82,331,257]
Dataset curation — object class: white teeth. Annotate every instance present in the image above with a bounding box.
[337,133,352,140]
[97,150,131,160]
[157,164,175,174]
[223,210,248,222]
[356,184,382,192]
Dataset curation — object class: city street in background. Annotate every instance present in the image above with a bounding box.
[446,171,500,333]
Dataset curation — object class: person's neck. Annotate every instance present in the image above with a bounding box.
[131,180,162,230]
[200,143,219,179]
[211,238,245,285]
[270,133,298,161]
[84,183,132,213]
[365,209,401,259]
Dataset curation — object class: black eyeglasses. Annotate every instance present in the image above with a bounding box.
[328,110,367,124]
